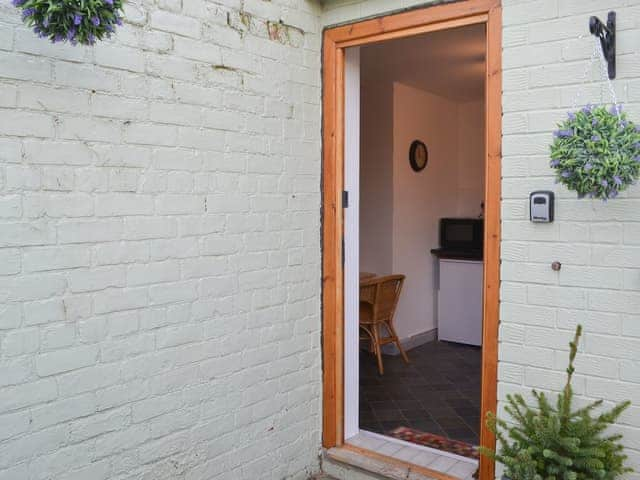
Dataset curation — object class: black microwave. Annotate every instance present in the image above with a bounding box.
[439,218,484,251]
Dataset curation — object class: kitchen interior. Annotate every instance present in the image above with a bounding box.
[358,24,486,457]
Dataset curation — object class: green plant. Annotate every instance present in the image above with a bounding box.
[481,325,632,480]
[13,0,124,45]
[550,104,640,201]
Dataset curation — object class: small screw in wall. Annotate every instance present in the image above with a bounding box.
[551,261,562,271]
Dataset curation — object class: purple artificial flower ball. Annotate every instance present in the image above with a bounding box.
[550,159,560,168]
[11,0,26,6]
[592,118,598,126]
[601,179,609,187]
[610,104,622,115]
[561,171,571,178]
[635,155,640,163]
[582,104,593,114]
[105,0,114,4]
[568,112,576,121]
[591,135,600,142]
[88,33,96,44]
[555,129,573,138]
[66,27,76,40]
[584,162,593,171]
[74,14,82,25]
[613,175,623,186]
[21,7,35,19]
[91,16,100,26]
[610,190,619,199]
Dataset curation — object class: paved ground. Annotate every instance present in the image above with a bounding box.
[359,340,481,445]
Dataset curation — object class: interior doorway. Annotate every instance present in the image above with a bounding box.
[356,23,486,444]
[321,2,501,480]
[343,24,486,476]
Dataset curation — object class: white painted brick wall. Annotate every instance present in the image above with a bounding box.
[500,3,640,478]
[0,0,323,479]
[322,1,640,479]
[3,0,640,478]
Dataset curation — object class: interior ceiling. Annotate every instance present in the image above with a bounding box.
[361,24,486,102]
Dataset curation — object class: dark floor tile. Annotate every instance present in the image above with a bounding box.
[360,411,377,423]
[434,416,468,429]
[360,340,482,445]
[442,426,478,442]
[375,409,406,422]
[411,420,445,435]
[380,421,406,433]
[449,398,475,409]
[368,400,391,410]
[361,421,384,434]
[400,409,430,421]
[454,406,479,418]
[394,399,422,410]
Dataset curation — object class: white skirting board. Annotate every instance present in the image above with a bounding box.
[380,328,437,355]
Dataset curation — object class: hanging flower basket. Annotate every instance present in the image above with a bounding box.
[550,104,640,200]
[13,0,124,45]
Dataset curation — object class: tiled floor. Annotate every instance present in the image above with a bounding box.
[359,340,481,445]
[346,430,478,480]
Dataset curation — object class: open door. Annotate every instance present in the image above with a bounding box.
[322,2,501,480]
[343,46,360,441]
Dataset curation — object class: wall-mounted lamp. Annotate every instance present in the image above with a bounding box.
[589,11,616,79]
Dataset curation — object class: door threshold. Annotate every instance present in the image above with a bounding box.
[332,430,477,480]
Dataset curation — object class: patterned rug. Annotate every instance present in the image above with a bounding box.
[388,426,479,460]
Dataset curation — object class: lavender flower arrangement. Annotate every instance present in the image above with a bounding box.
[550,104,640,200]
[12,0,124,45]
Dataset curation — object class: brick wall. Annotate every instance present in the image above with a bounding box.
[0,0,323,478]
[2,0,640,478]
[501,2,640,478]
[322,1,640,479]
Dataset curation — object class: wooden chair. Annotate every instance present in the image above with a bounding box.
[359,274,409,375]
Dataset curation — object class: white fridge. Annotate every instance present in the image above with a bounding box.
[436,259,483,346]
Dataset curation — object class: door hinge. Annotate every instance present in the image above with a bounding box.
[342,190,349,208]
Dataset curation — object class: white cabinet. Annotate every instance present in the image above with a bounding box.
[437,259,483,346]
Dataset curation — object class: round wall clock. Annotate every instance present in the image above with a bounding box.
[409,140,428,172]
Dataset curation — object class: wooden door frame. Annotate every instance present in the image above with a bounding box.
[321,1,502,479]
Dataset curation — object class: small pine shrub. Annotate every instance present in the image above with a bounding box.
[481,325,632,480]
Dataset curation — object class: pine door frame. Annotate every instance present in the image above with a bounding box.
[321,2,502,480]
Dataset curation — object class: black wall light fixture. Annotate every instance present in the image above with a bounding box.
[589,11,616,79]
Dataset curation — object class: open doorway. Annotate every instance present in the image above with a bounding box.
[358,25,485,450]
[340,20,491,479]
[321,3,501,480]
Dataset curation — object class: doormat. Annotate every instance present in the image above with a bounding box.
[388,426,479,460]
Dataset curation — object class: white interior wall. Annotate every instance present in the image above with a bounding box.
[359,79,485,342]
[457,99,486,218]
[391,82,460,340]
[359,80,394,276]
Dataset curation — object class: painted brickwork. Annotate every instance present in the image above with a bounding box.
[1,0,640,479]
[322,1,640,479]
[500,2,640,478]
[0,0,323,478]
